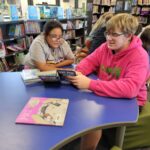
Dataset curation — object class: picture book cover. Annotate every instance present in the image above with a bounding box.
[16,97,69,126]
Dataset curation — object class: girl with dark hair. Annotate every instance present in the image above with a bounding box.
[24,20,74,71]
[140,25,150,52]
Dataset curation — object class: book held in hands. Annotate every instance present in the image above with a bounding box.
[16,97,69,126]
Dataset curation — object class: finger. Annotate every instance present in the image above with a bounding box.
[76,71,83,75]
[66,76,76,80]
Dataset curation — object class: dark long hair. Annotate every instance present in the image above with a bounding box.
[43,20,63,37]
[140,28,150,51]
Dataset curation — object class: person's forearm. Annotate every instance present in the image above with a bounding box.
[55,59,74,67]
[37,64,57,71]
[35,59,74,71]
[81,47,88,53]
[34,60,56,71]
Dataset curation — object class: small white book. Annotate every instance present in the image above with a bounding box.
[36,70,58,76]
[20,69,41,84]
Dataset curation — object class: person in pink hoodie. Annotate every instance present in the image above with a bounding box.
[68,13,149,150]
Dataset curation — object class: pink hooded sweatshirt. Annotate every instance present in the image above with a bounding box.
[76,36,149,106]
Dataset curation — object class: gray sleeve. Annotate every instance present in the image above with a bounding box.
[61,40,75,60]
[29,40,46,63]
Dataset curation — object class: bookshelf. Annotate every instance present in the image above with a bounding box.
[86,0,116,34]
[131,0,150,26]
[0,20,26,72]
[60,17,88,50]
[115,0,150,26]
[92,0,116,23]
[24,17,87,49]
[0,17,87,72]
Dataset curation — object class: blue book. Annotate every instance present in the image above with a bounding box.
[50,7,58,18]
[28,5,39,20]
[50,6,64,19]
[38,5,50,18]
[66,8,72,19]
[9,5,19,20]
[57,7,64,19]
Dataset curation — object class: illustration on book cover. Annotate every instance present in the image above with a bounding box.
[16,97,69,126]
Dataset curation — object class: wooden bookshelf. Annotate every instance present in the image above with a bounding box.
[86,0,115,35]
[0,17,87,72]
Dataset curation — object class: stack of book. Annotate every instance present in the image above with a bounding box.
[20,69,41,84]
[20,69,76,84]
[21,69,60,84]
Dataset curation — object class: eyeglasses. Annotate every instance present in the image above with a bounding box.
[49,34,63,41]
[104,31,124,38]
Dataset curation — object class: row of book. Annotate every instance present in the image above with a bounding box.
[0,4,19,21]
[28,5,76,20]
[0,53,25,72]
[132,6,150,15]
[137,16,148,24]
[0,24,25,40]
[8,24,25,37]
[0,36,33,58]
[62,20,85,30]
[137,0,150,5]
[101,7,115,13]
[25,22,41,34]
[1,24,37,41]
[93,5,115,14]
[38,5,85,19]
[0,20,86,41]
[93,0,116,5]
[28,5,65,19]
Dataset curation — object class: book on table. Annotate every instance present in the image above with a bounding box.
[36,70,60,82]
[20,69,41,84]
[16,97,69,126]
[20,69,76,84]
[36,69,76,82]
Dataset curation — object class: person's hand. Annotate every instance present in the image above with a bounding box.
[67,72,91,89]
[57,68,74,71]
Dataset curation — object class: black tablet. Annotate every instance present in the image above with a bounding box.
[39,75,60,82]
[57,70,76,77]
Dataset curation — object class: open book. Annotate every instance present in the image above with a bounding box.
[16,97,69,126]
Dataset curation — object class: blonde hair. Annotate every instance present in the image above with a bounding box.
[106,13,139,35]
[91,12,114,33]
